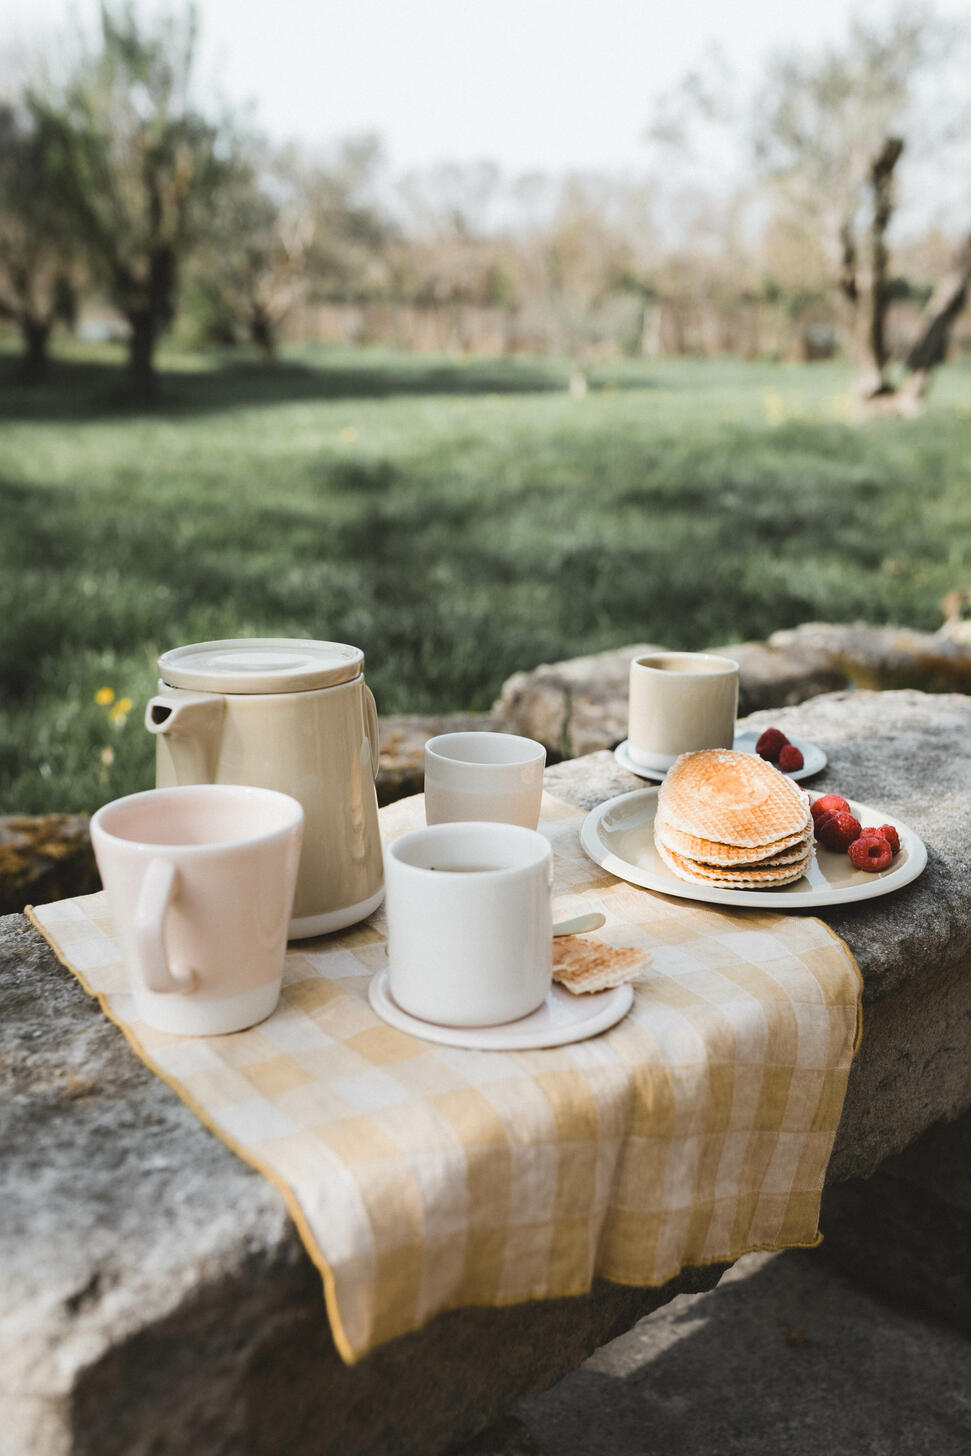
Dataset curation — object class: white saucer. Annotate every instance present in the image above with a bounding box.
[368,969,633,1050]
[614,730,826,784]
[580,787,926,910]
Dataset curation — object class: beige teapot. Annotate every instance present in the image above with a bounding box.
[145,639,383,938]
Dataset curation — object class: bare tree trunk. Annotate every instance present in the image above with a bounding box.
[18,316,51,385]
[568,362,588,398]
[842,137,904,400]
[897,232,971,406]
[127,310,158,405]
[249,307,277,363]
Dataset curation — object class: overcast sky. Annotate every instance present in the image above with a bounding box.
[5,0,969,184]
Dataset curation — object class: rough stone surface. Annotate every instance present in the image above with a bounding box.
[513,1247,971,1456]
[819,1109,971,1335]
[377,713,494,804]
[491,644,661,760]
[490,634,849,762]
[3,690,971,1455]
[715,639,849,715]
[769,621,971,694]
[0,814,99,916]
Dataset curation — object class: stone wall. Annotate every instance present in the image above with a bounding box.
[7,620,971,915]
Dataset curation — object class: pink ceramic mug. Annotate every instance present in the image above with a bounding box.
[91,784,303,1035]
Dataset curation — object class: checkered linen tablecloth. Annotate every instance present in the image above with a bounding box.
[30,791,861,1364]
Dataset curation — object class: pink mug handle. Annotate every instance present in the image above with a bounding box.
[134,859,196,995]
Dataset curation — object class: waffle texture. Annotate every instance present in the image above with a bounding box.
[657,750,810,847]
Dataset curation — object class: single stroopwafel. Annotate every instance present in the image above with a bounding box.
[655,837,811,889]
[657,750,810,848]
[655,820,812,868]
[552,937,650,995]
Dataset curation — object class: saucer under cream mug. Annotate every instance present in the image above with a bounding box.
[90,784,303,1036]
[424,731,546,829]
[627,652,739,771]
[384,821,553,1027]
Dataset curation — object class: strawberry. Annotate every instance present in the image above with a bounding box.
[778,744,804,772]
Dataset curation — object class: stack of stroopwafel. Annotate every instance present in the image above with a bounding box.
[654,749,813,889]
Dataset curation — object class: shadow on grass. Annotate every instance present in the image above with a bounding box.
[0,350,568,422]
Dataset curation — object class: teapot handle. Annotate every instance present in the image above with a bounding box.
[364,686,381,781]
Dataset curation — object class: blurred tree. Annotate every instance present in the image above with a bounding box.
[754,9,971,409]
[0,104,79,382]
[396,161,505,351]
[29,3,232,402]
[191,136,389,359]
[517,173,645,394]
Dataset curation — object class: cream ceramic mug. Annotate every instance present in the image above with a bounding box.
[90,785,303,1036]
[384,821,553,1026]
[627,652,740,771]
[424,732,546,829]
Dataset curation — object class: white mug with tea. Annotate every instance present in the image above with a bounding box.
[627,652,739,771]
[384,821,553,1026]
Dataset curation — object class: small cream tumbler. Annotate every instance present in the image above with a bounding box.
[424,732,546,829]
[627,652,739,771]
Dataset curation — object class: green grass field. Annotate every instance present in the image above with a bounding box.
[2,340,970,814]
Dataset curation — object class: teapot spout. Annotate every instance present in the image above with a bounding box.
[145,693,225,785]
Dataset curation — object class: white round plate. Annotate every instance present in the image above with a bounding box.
[580,788,926,910]
[614,731,826,784]
[368,969,633,1050]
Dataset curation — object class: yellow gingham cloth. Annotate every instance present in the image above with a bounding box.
[30,792,861,1364]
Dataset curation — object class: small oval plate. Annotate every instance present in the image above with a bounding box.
[614,730,826,784]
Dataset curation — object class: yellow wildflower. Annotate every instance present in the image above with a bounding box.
[763,391,784,427]
[109,697,133,724]
[95,686,115,706]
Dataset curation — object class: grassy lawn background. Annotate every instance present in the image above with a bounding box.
[2,341,969,815]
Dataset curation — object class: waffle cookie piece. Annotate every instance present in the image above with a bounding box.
[654,749,813,890]
[656,821,812,868]
[655,837,811,889]
[552,936,650,995]
[657,749,810,847]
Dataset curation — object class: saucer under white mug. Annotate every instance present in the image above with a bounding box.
[614,730,826,784]
[368,969,633,1050]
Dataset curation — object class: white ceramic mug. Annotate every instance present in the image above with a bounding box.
[384,821,553,1027]
[627,651,740,771]
[90,784,304,1036]
[424,732,546,829]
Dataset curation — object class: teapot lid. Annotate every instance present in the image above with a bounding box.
[158,638,364,694]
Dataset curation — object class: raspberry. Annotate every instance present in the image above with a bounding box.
[870,823,900,856]
[848,835,893,872]
[755,728,789,762]
[811,794,850,822]
[778,743,804,772]
[817,811,862,853]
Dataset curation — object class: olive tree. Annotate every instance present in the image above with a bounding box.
[754,10,971,410]
[0,104,78,382]
[30,3,232,402]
